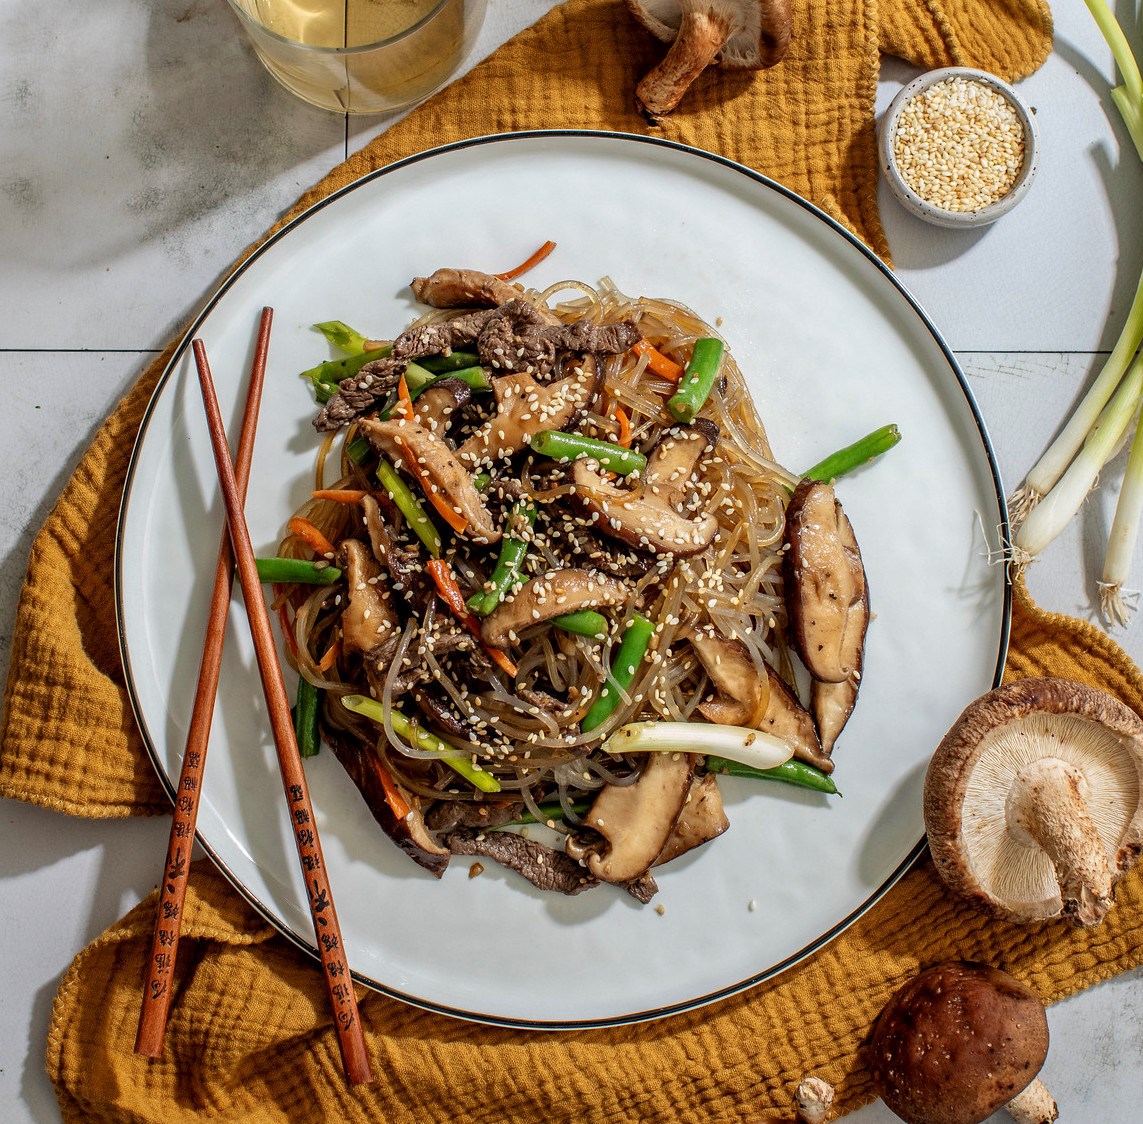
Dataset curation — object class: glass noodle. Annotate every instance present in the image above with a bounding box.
[276,279,794,823]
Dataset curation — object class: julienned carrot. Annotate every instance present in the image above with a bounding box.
[375,761,412,822]
[316,636,341,673]
[613,403,633,448]
[277,603,300,663]
[311,488,369,504]
[631,338,685,382]
[396,372,415,420]
[495,240,557,281]
[393,433,469,535]
[426,559,519,678]
[287,516,337,559]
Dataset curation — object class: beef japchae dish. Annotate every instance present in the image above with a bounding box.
[266,249,887,902]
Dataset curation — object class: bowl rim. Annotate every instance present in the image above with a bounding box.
[879,65,1040,228]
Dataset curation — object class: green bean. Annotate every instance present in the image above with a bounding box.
[704,755,839,795]
[530,429,647,475]
[300,345,392,393]
[582,613,655,733]
[552,610,609,638]
[255,557,343,586]
[468,501,537,615]
[341,695,501,793]
[802,424,901,483]
[419,350,480,373]
[293,677,322,758]
[667,337,725,424]
[375,459,442,558]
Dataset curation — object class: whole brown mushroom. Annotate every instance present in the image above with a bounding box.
[868,961,1058,1124]
[626,0,793,120]
[924,677,1143,928]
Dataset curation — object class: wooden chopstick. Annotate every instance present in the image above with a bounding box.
[191,336,373,1086]
[136,307,274,1059]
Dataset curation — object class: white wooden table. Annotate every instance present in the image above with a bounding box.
[2,2,1141,1119]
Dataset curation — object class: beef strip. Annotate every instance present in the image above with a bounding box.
[554,318,642,356]
[392,308,497,360]
[476,301,642,378]
[314,355,406,432]
[410,268,524,309]
[445,829,599,895]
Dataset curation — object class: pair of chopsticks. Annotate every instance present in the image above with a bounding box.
[134,310,373,1086]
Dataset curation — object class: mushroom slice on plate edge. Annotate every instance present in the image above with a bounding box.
[924,676,1143,928]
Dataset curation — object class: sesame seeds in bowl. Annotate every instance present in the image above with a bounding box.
[879,67,1039,228]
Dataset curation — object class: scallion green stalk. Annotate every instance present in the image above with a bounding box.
[341,694,501,793]
[375,459,442,558]
[1100,408,1143,625]
[1011,0,1143,561]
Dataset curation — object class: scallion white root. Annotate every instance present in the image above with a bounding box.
[1014,352,1143,563]
[601,720,793,771]
[1100,409,1143,624]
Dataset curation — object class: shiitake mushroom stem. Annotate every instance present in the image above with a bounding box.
[1005,755,1115,927]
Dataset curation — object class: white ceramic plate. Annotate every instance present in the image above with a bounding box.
[117,132,1009,1028]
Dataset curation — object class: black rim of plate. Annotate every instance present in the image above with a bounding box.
[115,129,1013,1031]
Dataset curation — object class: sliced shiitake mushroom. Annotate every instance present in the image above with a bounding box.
[572,421,719,556]
[359,414,501,544]
[456,356,601,468]
[481,568,629,649]
[783,479,869,684]
[567,751,694,882]
[690,630,769,727]
[654,771,729,865]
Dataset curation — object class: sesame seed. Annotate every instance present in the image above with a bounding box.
[892,76,1025,212]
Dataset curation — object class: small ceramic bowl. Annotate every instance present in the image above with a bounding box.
[879,66,1040,228]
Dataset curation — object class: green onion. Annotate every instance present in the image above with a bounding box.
[293,677,322,758]
[581,613,655,733]
[601,720,792,771]
[1102,410,1143,625]
[667,337,724,424]
[401,361,449,394]
[375,459,442,558]
[507,797,592,826]
[802,424,902,483]
[473,471,492,492]
[1015,352,1143,562]
[529,429,647,475]
[552,610,609,638]
[405,365,492,397]
[314,320,370,354]
[346,435,372,465]
[1008,0,1143,622]
[705,755,838,795]
[300,345,392,394]
[341,694,501,793]
[255,557,342,585]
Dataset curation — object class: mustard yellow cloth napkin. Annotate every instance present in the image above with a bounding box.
[5,0,1116,1120]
